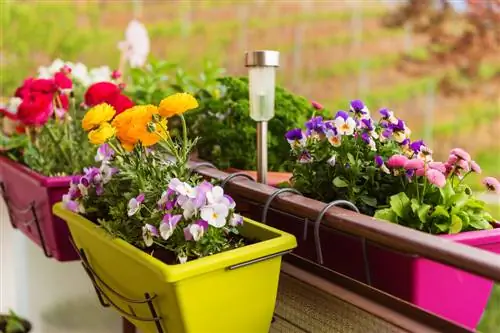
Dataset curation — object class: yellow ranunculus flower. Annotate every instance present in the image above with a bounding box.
[112,105,166,150]
[82,103,116,131]
[88,122,116,145]
[158,93,198,118]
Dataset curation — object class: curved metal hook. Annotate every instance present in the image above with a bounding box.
[190,162,216,174]
[314,200,359,265]
[261,188,302,225]
[220,172,255,189]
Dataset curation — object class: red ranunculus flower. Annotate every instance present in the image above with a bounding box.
[54,72,73,91]
[14,78,34,99]
[84,81,134,114]
[109,93,134,114]
[17,92,53,126]
[84,81,120,107]
[30,78,57,94]
[0,108,17,120]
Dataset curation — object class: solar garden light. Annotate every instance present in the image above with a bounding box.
[245,50,280,184]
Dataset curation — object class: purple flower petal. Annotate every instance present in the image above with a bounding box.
[374,155,384,167]
[136,193,145,203]
[335,110,349,121]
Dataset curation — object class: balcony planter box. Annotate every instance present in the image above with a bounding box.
[237,198,500,330]
[53,202,297,333]
[0,156,78,261]
[226,168,291,187]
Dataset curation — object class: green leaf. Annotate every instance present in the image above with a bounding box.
[431,205,450,219]
[389,192,411,218]
[417,204,431,223]
[449,214,463,234]
[457,211,470,229]
[439,182,455,205]
[333,177,349,188]
[465,198,486,210]
[360,196,377,207]
[410,198,420,214]
[374,208,398,223]
[469,215,493,230]
[347,153,356,166]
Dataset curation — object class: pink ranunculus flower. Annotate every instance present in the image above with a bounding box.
[387,154,408,168]
[416,168,426,177]
[450,148,471,162]
[447,154,459,164]
[311,101,323,110]
[456,159,470,172]
[483,177,500,194]
[404,158,425,170]
[426,169,446,188]
[429,162,447,173]
[470,161,482,174]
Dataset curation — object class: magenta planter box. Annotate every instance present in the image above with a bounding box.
[252,205,500,329]
[0,156,78,261]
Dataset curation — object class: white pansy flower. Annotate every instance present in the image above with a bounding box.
[334,117,356,136]
[201,203,229,228]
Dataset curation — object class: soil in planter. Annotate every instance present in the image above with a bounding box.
[149,233,258,265]
[0,315,31,333]
[84,214,257,265]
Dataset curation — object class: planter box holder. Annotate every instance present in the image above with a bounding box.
[232,183,500,330]
[0,156,78,261]
[53,202,297,333]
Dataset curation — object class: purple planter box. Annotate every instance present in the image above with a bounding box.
[245,201,500,329]
[0,156,78,261]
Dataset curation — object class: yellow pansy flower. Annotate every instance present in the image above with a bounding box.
[82,103,116,131]
[158,93,198,118]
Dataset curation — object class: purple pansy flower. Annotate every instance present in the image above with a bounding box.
[230,214,244,227]
[361,118,374,131]
[184,220,209,241]
[410,140,425,154]
[335,110,349,121]
[142,224,158,247]
[159,214,182,240]
[361,132,371,144]
[128,193,145,216]
[305,116,325,135]
[298,150,313,164]
[350,99,370,118]
[285,128,305,147]
[95,143,115,162]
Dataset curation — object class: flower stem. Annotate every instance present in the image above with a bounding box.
[44,125,73,169]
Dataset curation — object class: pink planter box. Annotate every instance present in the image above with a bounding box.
[258,206,500,329]
[0,156,78,261]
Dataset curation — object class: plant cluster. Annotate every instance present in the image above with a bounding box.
[287,100,498,234]
[0,60,133,176]
[187,76,317,171]
[63,93,245,263]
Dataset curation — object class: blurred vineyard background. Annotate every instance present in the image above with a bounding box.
[0,0,499,331]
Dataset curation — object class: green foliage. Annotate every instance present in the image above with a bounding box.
[1,101,96,176]
[0,310,28,333]
[127,59,224,106]
[186,77,315,171]
[0,2,119,95]
[378,181,495,234]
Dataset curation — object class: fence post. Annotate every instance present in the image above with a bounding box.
[423,81,436,146]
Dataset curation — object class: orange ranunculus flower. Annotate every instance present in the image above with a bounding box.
[158,93,198,118]
[111,105,166,150]
[82,103,116,131]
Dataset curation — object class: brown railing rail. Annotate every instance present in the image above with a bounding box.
[191,162,500,282]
